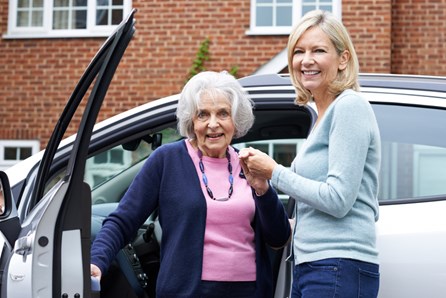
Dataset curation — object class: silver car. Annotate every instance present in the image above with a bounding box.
[1,10,446,298]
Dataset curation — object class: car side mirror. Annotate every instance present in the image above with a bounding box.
[143,133,162,150]
[0,171,10,217]
[0,171,21,247]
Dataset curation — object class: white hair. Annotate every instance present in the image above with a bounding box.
[176,71,255,139]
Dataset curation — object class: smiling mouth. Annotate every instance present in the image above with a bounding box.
[302,70,320,75]
[207,133,224,139]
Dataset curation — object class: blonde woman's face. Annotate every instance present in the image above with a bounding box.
[291,26,348,101]
[192,93,235,158]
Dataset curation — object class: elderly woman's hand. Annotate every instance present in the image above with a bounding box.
[239,147,277,195]
[91,264,102,280]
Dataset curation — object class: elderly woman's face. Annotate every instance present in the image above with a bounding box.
[193,93,235,158]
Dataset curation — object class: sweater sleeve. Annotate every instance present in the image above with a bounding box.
[90,146,164,273]
[271,92,376,218]
[253,185,291,248]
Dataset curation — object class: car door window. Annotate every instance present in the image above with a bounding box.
[372,104,446,201]
[87,127,182,205]
[235,104,446,203]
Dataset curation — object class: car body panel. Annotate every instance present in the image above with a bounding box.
[7,181,68,297]
[377,200,446,298]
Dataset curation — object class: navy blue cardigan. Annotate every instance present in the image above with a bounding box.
[91,140,291,297]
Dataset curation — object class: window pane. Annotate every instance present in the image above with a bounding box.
[3,147,31,161]
[249,143,269,155]
[54,0,69,7]
[4,148,17,160]
[416,146,446,196]
[53,10,69,29]
[73,10,87,28]
[372,104,446,200]
[112,9,123,25]
[320,5,332,11]
[273,144,296,167]
[96,9,108,25]
[17,0,44,28]
[86,128,180,192]
[302,5,315,15]
[18,0,29,8]
[301,1,333,13]
[19,147,32,160]
[94,151,108,164]
[75,0,88,6]
[277,7,292,26]
[256,7,273,26]
[1,141,39,170]
[257,0,272,3]
[110,149,124,164]
[31,11,43,26]
[380,142,446,199]
[17,11,29,26]
[96,0,123,26]
[53,0,87,29]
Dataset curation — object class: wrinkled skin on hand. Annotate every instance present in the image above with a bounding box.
[239,147,278,195]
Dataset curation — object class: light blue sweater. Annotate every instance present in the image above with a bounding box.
[271,89,381,265]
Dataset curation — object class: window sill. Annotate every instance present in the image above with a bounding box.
[245,28,292,36]
[2,31,113,40]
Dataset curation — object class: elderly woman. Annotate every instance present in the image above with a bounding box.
[91,71,291,297]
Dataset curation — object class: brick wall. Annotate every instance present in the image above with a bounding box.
[391,0,446,75]
[343,0,392,73]
[1,0,446,148]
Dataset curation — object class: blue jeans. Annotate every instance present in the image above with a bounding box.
[292,258,380,298]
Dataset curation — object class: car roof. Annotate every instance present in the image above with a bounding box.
[239,73,446,108]
[239,73,446,93]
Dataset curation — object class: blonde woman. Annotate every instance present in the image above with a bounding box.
[240,10,381,298]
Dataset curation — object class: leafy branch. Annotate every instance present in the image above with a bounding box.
[186,37,239,83]
[186,38,210,82]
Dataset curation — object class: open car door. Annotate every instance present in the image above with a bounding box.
[0,9,136,298]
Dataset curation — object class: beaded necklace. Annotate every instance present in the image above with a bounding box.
[197,148,233,201]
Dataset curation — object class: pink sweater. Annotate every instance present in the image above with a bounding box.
[186,140,256,281]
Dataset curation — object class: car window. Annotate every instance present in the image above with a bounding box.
[85,142,151,190]
[372,104,446,201]
[233,139,307,204]
[235,104,446,203]
[88,127,182,205]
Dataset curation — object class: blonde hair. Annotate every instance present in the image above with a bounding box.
[287,10,360,105]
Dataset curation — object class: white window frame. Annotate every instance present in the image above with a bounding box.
[0,140,40,170]
[247,0,341,35]
[4,0,132,39]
